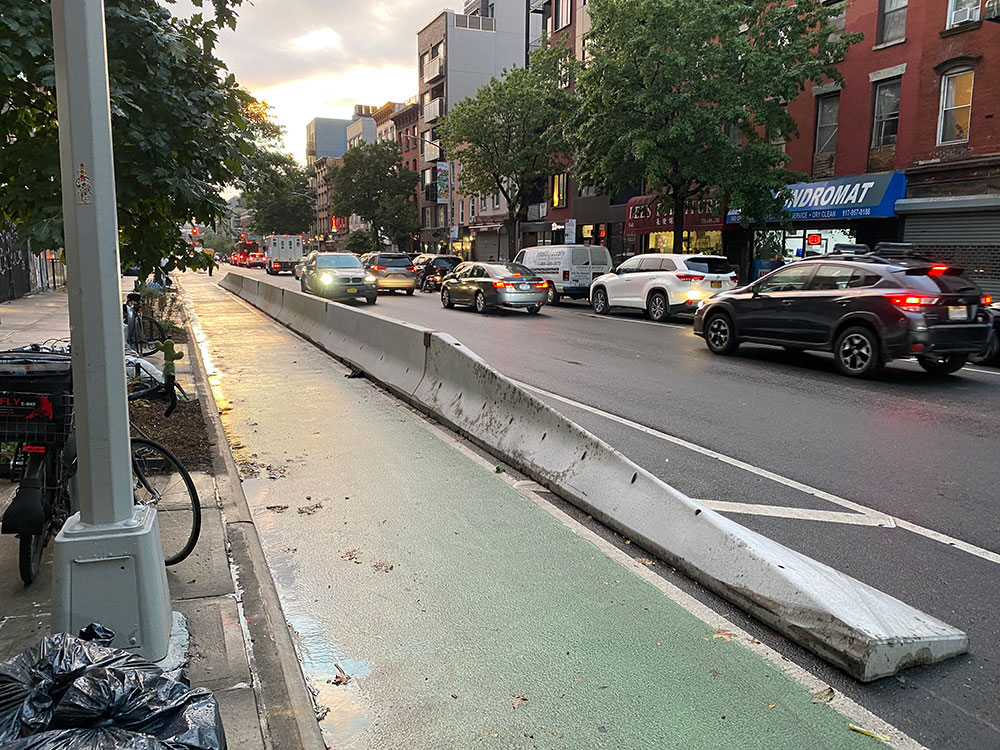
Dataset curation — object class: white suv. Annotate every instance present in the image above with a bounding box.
[589,254,738,322]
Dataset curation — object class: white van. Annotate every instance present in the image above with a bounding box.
[514,244,613,303]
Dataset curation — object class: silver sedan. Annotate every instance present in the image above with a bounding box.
[440,262,548,314]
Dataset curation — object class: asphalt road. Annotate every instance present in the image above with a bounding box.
[223,265,1000,749]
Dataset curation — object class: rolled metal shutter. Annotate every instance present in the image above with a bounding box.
[903,212,1000,295]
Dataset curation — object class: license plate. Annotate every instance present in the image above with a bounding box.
[518,284,530,290]
[947,306,968,321]
[711,280,722,288]
[347,288,357,294]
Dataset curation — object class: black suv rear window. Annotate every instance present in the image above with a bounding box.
[432,257,461,268]
[685,256,732,274]
[379,255,411,267]
[897,269,978,294]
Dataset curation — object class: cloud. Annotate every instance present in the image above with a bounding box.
[285,28,343,54]
[255,65,418,160]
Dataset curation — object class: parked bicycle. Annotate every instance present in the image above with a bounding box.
[123,290,166,356]
[0,344,200,585]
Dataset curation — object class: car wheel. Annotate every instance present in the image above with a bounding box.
[406,288,415,296]
[475,291,488,314]
[547,285,561,305]
[527,305,541,315]
[916,353,968,375]
[704,312,739,355]
[647,291,668,322]
[441,288,454,309]
[969,331,998,366]
[592,288,609,315]
[834,326,883,378]
[366,295,377,305]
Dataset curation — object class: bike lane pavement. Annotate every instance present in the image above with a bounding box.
[183,272,897,749]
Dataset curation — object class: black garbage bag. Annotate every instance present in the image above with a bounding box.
[0,626,225,749]
[2,727,173,750]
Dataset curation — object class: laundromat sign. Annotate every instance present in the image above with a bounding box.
[726,170,906,223]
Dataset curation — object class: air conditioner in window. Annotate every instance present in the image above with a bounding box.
[950,6,979,26]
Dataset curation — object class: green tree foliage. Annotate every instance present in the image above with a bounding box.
[572,0,860,251]
[0,0,257,276]
[438,42,575,259]
[327,141,419,252]
[342,230,374,254]
[244,152,314,236]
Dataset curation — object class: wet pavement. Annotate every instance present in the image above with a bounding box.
[180,272,899,749]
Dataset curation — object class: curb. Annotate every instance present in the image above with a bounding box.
[180,280,326,750]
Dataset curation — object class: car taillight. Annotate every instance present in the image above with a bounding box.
[406,265,416,271]
[983,294,993,306]
[888,294,940,312]
[729,274,739,284]
[535,281,548,288]
[676,273,705,281]
[273,262,280,268]
[928,264,949,276]
[371,265,385,271]
[562,270,569,281]
[493,281,511,289]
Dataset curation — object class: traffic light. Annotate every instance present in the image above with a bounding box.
[192,226,199,236]
[240,232,246,240]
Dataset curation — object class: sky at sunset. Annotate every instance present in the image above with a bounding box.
[175,0,445,161]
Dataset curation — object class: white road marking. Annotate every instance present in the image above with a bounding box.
[515,380,1000,566]
[696,500,896,527]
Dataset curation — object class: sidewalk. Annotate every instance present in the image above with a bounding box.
[180,271,893,750]
[0,287,323,749]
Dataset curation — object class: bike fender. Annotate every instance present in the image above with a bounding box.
[1,479,45,535]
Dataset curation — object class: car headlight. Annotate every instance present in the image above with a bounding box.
[364,274,376,283]
[320,273,333,284]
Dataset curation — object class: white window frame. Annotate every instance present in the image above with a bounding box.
[814,94,839,156]
[878,0,908,44]
[947,0,981,28]
[469,198,475,220]
[459,199,464,224]
[938,69,974,145]
[871,78,901,148]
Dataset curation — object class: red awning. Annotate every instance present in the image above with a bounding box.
[625,194,726,236]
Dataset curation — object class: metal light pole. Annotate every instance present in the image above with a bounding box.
[49,0,171,659]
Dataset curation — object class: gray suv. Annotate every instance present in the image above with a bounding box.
[363,253,417,294]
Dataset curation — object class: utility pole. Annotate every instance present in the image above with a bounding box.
[49,0,171,659]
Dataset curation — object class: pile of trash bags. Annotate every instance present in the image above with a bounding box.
[0,624,224,749]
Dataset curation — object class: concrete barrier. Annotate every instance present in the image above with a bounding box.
[221,277,969,682]
[256,283,284,320]
[219,272,244,296]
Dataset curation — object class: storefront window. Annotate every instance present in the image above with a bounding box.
[647,231,723,254]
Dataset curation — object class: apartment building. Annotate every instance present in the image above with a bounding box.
[346,104,377,149]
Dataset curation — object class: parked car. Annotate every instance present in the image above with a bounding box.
[515,245,613,304]
[300,253,377,303]
[440,262,548,314]
[969,297,999,365]
[416,255,463,292]
[590,254,738,322]
[693,249,992,378]
[363,252,417,294]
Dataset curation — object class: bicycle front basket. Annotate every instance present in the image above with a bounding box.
[0,352,74,443]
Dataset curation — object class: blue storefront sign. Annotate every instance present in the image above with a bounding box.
[726,171,907,223]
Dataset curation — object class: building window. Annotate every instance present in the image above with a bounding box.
[431,42,442,59]
[871,78,901,147]
[492,193,500,209]
[422,207,432,228]
[469,198,475,220]
[939,70,974,144]
[815,94,839,155]
[878,0,907,45]
[549,0,570,33]
[947,0,981,28]
[551,173,568,208]
[419,52,428,79]
[480,196,487,211]
[459,199,464,224]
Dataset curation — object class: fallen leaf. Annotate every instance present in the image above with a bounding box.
[635,557,654,566]
[451,694,458,699]
[511,695,528,708]
[372,561,394,573]
[812,687,835,704]
[341,549,362,564]
[332,664,351,686]
[265,505,288,513]
[552,732,562,738]
[624,539,631,545]
[768,703,776,708]
[712,628,739,642]
[849,724,890,743]
[524,733,534,739]
[297,502,323,515]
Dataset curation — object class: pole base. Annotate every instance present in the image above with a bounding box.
[51,505,171,660]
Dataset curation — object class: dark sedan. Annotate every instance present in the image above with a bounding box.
[300,253,377,303]
[693,251,991,378]
[440,262,548,314]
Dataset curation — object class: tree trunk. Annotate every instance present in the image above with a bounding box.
[672,193,686,254]
[506,213,518,261]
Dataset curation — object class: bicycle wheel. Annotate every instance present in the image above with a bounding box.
[18,456,51,586]
[138,317,166,356]
[130,437,200,565]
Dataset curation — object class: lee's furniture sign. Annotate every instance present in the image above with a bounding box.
[726,170,906,223]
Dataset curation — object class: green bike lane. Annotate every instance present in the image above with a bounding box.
[182,272,894,749]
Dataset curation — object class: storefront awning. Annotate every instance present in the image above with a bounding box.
[626,194,726,236]
[726,170,907,223]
